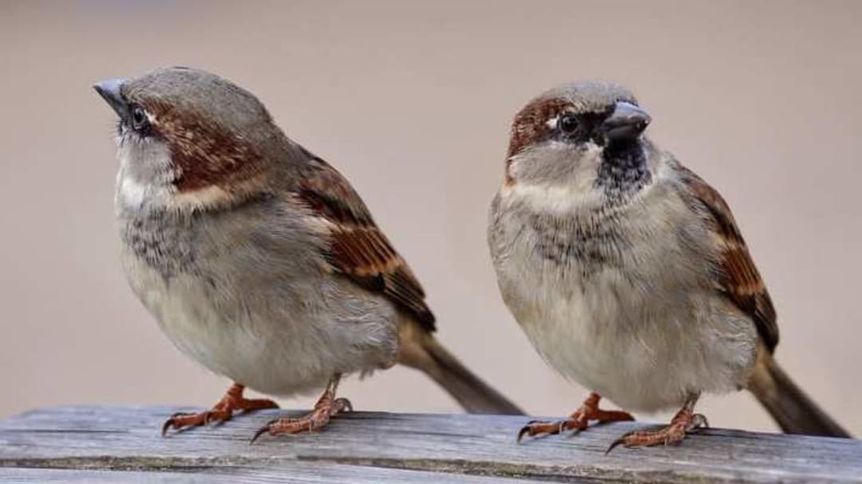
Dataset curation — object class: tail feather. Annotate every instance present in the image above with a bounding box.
[398,322,523,415]
[749,351,850,438]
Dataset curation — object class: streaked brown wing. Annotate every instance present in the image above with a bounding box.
[677,163,779,352]
[295,154,436,332]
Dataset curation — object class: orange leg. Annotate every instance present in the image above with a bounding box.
[162,383,278,436]
[518,392,634,442]
[606,393,708,453]
[251,374,352,443]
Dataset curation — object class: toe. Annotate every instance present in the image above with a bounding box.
[606,423,689,452]
[203,410,232,426]
[161,412,209,436]
[516,420,565,442]
[606,431,650,453]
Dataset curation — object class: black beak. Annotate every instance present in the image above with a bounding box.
[602,101,651,142]
[93,78,130,121]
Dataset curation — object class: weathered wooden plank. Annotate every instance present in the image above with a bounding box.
[0,462,524,483]
[1,406,860,482]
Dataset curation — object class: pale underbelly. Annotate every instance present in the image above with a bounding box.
[124,255,397,397]
[509,276,757,413]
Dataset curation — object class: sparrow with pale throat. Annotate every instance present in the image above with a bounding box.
[94,67,522,441]
[488,81,850,450]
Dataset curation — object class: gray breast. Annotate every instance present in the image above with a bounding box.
[121,210,202,279]
[118,194,326,289]
[527,208,631,281]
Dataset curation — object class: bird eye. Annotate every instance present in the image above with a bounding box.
[557,113,579,134]
[130,105,149,131]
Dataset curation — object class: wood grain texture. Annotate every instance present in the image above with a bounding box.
[0,464,520,483]
[1,406,861,482]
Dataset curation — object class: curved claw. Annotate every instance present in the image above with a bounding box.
[692,413,709,430]
[162,410,231,436]
[161,412,197,436]
[249,423,271,445]
[161,418,175,437]
[605,437,626,454]
[516,420,568,443]
[335,398,353,413]
[516,425,532,443]
[250,415,286,445]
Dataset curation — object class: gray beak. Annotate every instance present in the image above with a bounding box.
[93,78,130,120]
[602,101,651,141]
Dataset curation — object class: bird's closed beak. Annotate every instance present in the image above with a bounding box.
[602,101,651,142]
[93,78,130,121]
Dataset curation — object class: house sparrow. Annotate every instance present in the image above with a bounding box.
[487,81,850,450]
[94,67,522,441]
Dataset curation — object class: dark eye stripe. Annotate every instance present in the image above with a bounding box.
[553,108,617,145]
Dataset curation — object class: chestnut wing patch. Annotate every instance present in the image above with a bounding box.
[297,156,436,332]
[678,164,779,352]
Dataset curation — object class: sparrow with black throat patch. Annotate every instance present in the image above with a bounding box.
[487,81,850,450]
[94,67,522,442]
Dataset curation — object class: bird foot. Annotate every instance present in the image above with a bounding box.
[162,383,278,436]
[518,393,634,442]
[606,407,708,453]
[251,397,352,443]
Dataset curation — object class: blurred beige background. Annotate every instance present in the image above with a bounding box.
[1,0,860,435]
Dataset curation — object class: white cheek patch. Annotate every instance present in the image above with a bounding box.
[505,142,607,214]
[118,175,235,213]
[118,176,148,209]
